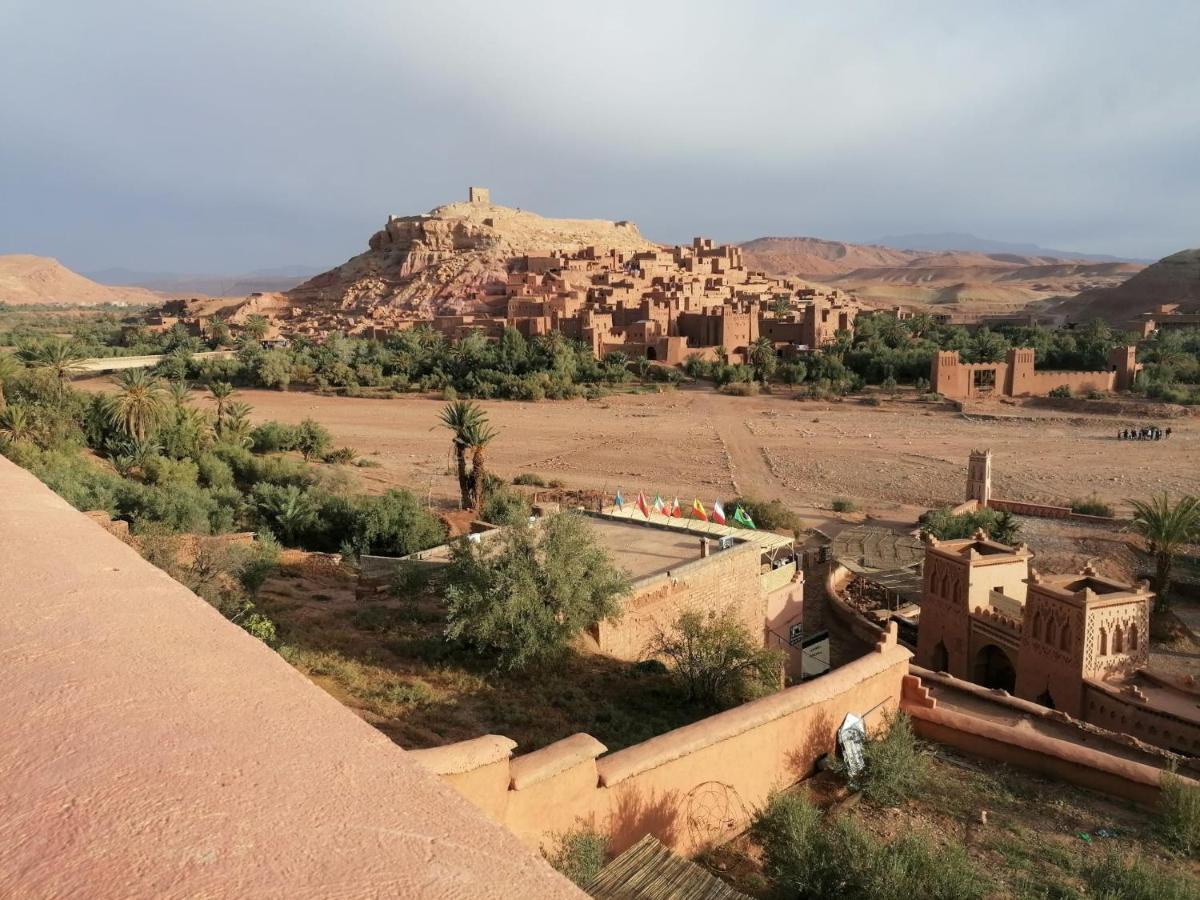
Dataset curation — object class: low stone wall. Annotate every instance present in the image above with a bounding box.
[986,498,1128,525]
[901,673,1196,808]
[413,626,912,856]
[1084,677,1200,757]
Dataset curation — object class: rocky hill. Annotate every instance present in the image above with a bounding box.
[287,200,657,316]
[0,255,161,306]
[1062,248,1200,324]
[740,237,1142,314]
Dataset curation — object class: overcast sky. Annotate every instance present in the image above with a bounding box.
[1,0,1196,273]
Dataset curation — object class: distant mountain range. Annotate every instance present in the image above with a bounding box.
[739,236,1143,314]
[871,232,1151,265]
[85,265,327,296]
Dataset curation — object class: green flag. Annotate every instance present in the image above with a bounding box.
[733,505,756,529]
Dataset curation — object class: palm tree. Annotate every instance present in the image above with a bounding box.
[167,380,192,407]
[217,400,254,446]
[464,417,499,511]
[0,404,38,445]
[104,368,169,441]
[440,400,484,509]
[254,485,318,545]
[242,315,270,342]
[0,353,21,411]
[1127,493,1200,608]
[208,381,236,419]
[748,336,778,384]
[21,338,85,388]
[207,314,231,347]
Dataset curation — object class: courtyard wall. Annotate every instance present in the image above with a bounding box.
[413,626,911,856]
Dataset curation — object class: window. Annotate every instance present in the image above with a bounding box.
[1098,626,1107,656]
[1032,611,1043,640]
[1128,624,1138,651]
[1060,623,1070,651]
[1113,624,1123,654]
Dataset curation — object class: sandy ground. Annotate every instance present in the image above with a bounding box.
[76,379,1198,526]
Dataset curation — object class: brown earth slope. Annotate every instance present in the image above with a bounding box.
[1062,247,1200,325]
[286,200,658,318]
[0,255,161,307]
[740,237,1141,314]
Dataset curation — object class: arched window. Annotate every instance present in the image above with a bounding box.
[1060,622,1071,651]
[1032,610,1043,641]
[1098,626,1108,656]
[1046,619,1058,646]
[1113,624,1123,654]
[1128,623,1138,652]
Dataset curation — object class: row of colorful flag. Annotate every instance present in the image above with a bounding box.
[613,489,756,529]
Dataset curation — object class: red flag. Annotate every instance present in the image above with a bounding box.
[670,497,682,518]
[691,499,708,522]
[711,500,727,525]
[636,491,650,518]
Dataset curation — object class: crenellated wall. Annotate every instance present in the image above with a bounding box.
[412,626,912,856]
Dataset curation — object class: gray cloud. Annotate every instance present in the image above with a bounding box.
[1,0,1196,271]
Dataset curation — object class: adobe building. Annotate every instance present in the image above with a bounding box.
[914,531,1200,755]
[1138,303,1200,337]
[931,345,1141,400]
[500,237,860,365]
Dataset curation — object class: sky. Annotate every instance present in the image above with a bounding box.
[1,0,1197,273]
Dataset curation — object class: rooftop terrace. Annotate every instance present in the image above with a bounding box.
[587,516,717,581]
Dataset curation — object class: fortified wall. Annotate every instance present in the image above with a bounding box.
[412,626,911,856]
[932,346,1140,401]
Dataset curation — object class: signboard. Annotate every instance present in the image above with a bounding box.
[837,712,868,779]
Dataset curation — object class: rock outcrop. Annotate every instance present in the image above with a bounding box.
[286,200,656,317]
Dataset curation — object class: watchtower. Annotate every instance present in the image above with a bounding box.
[1108,345,1141,391]
[930,350,963,398]
[966,449,992,505]
[468,186,490,205]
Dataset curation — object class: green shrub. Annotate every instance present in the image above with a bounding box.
[751,792,984,900]
[481,486,532,526]
[648,606,784,707]
[444,511,630,670]
[1081,852,1199,899]
[1071,494,1115,517]
[832,497,858,513]
[724,496,801,534]
[720,381,760,396]
[250,420,300,453]
[513,472,547,486]
[1048,385,1072,398]
[294,418,332,461]
[321,446,358,465]
[920,506,1020,544]
[239,609,278,644]
[546,827,609,887]
[1156,771,1200,857]
[855,712,929,806]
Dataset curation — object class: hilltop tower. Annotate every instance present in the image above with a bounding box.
[468,186,490,204]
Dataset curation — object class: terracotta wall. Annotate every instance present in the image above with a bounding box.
[415,627,912,856]
[902,674,1196,808]
[986,498,1126,525]
[594,542,765,661]
[1083,681,1200,757]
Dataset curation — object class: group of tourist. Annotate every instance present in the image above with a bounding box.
[1118,425,1171,441]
